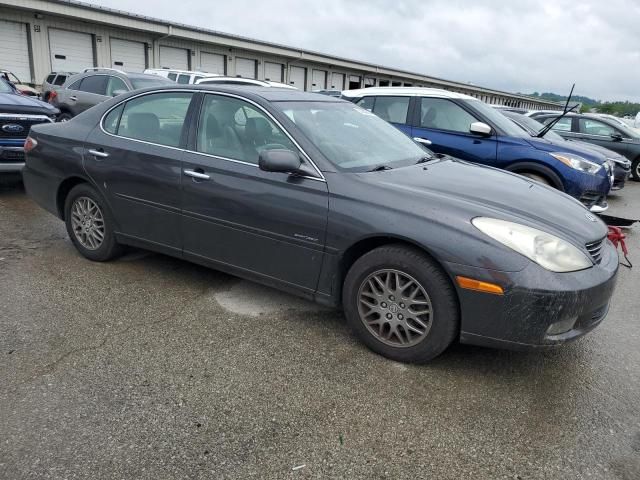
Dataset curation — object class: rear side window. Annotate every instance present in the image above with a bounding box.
[106,76,128,97]
[46,74,56,84]
[543,117,572,132]
[372,96,410,124]
[116,92,193,147]
[167,73,177,81]
[103,104,124,134]
[419,98,478,133]
[177,74,190,84]
[68,79,82,90]
[78,75,107,95]
[53,75,67,86]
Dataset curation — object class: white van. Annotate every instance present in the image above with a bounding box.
[143,68,208,85]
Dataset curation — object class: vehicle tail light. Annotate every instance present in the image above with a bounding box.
[24,136,38,153]
[48,90,57,103]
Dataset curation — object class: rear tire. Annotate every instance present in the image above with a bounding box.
[342,245,459,363]
[631,158,640,181]
[64,183,122,262]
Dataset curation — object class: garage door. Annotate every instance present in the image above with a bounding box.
[49,29,94,72]
[159,46,189,70]
[201,52,225,74]
[264,62,283,82]
[311,70,327,91]
[0,20,32,82]
[288,66,306,90]
[110,38,146,72]
[235,58,256,78]
[330,72,345,90]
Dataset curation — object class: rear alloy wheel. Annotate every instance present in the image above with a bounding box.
[632,158,640,181]
[64,183,122,261]
[343,245,459,363]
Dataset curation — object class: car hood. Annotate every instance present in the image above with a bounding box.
[565,139,628,162]
[358,157,607,245]
[523,136,606,164]
[0,92,59,115]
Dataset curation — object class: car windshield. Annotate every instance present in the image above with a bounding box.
[130,77,173,90]
[274,101,433,171]
[0,78,14,93]
[466,100,530,138]
[503,111,565,141]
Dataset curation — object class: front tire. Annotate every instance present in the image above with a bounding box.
[520,172,551,186]
[343,245,459,363]
[64,183,122,261]
[57,112,73,122]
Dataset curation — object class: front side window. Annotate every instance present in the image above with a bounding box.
[197,94,296,164]
[276,101,431,172]
[106,76,128,96]
[578,119,617,137]
[355,96,375,112]
[372,96,410,124]
[46,74,56,84]
[79,75,107,95]
[53,75,67,86]
[115,92,193,147]
[419,98,478,133]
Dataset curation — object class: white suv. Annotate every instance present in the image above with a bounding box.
[195,76,296,89]
[144,68,208,85]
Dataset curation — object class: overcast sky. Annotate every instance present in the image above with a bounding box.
[93,0,640,102]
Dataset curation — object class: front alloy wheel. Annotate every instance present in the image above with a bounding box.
[358,269,432,347]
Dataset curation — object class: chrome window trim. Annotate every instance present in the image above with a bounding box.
[99,88,326,182]
[0,114,53,121]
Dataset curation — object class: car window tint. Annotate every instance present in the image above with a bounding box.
[116,92,193,147]
[167,73,177,81]
[78,75,107,95]
[46,74,56,84]
[103,104,124,134]
[177,74,190,84]
[543,117,572,131]
[197,94,296,165]
[579,118,617,136]
[53,75,67,86]
[419,98,478,133]
[372,96,409,124]
[106,76,128,96]
[68,79,82,90]
[356,96,375,112]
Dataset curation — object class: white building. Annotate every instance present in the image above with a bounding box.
[0,0,562,110]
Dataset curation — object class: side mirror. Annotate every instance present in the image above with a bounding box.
[610,133,623,141]
[258,149,302,174]
[112,89,128,97]
[469,122,492,136]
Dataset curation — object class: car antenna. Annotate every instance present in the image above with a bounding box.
[536,83,578,138]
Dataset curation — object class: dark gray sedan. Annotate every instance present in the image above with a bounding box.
[23,86,618,362]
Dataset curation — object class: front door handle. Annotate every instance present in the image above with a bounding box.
[184,169,210,180]
[69,96,77,101]
[413,137,432,146]
[88,148,109,158]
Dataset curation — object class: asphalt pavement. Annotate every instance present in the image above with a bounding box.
[1,173,639,479]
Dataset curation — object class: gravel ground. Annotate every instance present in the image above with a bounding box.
[1,173,639,480]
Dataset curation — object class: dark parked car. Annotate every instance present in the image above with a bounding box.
[49,68,172,121]
[532,112,640,182]
[342,88,612,212]
[23,86,618,362]
[502,110,630,190]
[0,77,58,173]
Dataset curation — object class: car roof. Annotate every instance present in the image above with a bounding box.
[341,86,477,100]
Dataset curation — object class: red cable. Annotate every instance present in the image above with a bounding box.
[607,226,632,268]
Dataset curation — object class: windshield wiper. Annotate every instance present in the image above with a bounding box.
[536,83,578,138]
[367,165,393,172]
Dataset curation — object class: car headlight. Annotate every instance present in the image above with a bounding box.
[549,152,602,174]
[608,157,631,168]
[472,217,592,272]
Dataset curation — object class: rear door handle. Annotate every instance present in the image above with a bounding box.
[88,148,109,158]
[184,169,210,180]
[69,96,77,101]
[413,137,432,146]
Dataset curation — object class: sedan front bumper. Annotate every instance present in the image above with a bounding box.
[448,239,619,350]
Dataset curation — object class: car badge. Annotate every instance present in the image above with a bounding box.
[2,123,24,133]
[585,213,597,222]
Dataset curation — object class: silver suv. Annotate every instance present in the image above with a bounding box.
[49,68,172,121]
